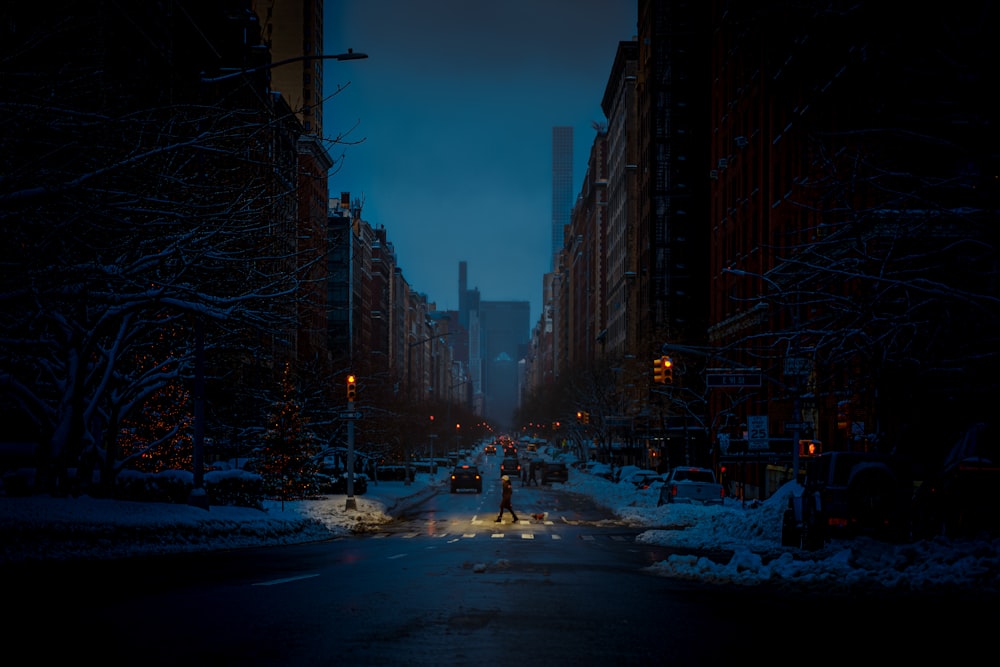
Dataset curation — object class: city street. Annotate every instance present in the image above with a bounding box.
[10,477,991,666]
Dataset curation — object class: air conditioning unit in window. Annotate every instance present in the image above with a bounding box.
[735,136,748,148]
[718,158,728,170]
[709,169,719,180]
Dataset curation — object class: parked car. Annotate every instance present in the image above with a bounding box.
[317,471,368,496]
[584,462,615,481]
[622,469,663,490]
[539,461,568,485]
[500,457,521,478]
[657,467,724,506]
[781,451,913,549]
[377,464,414,482]
[450,464,483,493]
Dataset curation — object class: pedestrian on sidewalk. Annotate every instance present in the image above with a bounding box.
[495,475,518,523]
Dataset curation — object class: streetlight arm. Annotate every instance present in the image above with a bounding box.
[408,330,455,347]
[722,266,782,292]
[202,49,368,83]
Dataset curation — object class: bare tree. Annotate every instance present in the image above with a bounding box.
[0,8,309,492]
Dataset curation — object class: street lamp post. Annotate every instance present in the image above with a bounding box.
[201,49,369,83]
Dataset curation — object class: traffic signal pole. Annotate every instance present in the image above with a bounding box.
[346,374,357,510]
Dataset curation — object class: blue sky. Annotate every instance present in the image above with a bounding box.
[324,1,638,324]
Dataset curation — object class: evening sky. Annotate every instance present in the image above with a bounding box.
[324,0,638,324]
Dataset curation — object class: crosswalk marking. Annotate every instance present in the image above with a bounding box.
[371,530,616,544]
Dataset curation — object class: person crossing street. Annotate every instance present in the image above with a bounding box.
[495,475,518,523]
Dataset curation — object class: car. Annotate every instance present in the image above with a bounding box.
[622,469,664,490]
[539,461,568,485]
[584,461,615,481]
[500,457,521,478]
[484,444,497,455]
[450,464,482,493]
[377,464,414,482]
[316,471,368,496]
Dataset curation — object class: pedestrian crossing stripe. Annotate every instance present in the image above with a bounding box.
[371,531,624,542]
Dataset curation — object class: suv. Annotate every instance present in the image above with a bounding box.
[500,457,521,478]
[450,464,482,493]
[539,461,568,484]
[781,451,914,550]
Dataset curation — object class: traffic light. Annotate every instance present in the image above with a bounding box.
[799,440,821,457]
[653,357,666,384]
[346,374,357,402]
[663,356,674,384]
[583,411,590,424]
[576,410,583,422]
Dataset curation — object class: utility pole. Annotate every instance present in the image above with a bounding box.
[345,374,357,510]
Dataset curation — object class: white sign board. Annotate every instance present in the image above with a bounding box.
[748,415,769,450]
[784,357,813,376]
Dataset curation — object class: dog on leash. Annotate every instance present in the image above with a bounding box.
[530,512,547,521]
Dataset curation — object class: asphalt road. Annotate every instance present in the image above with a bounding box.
[11,481,994,666]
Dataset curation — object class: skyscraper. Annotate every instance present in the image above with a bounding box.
[551,126,574,270]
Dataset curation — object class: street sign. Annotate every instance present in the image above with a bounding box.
[707,373,762,387]
[339,410,363,420]
[785,421,812,431]
[784,357,813,376]
[748,415,769,449]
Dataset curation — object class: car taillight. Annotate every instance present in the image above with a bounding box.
[670,485,678,498]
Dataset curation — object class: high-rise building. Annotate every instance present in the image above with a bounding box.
[257,0,335,374]
[551,126,574,270]
[478,301,530,430]
[258,0,325,137]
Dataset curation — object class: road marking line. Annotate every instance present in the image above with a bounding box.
[388,553,407,559]
[581,535,595,541]
[491,533,504,538]
[521,533,534,540]
[253,574,320,587]
[551,534,562,540]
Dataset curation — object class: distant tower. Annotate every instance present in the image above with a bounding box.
[459,261,468,328]
[551,126,574,270]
